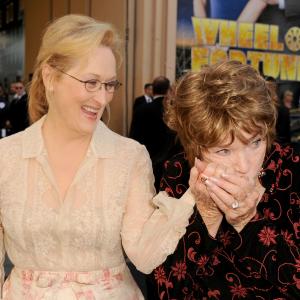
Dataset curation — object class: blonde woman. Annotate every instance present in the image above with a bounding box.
[0,14,214,299]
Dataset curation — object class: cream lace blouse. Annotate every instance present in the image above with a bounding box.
[0,116,195,297]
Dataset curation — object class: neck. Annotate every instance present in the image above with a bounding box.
[43,114,92,149]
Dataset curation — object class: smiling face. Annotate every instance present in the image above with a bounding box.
[47,46,117,137]
[202,130,267,181]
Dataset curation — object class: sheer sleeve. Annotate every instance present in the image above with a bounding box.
[121,146,195,274]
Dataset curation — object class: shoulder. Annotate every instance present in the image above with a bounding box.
[0,131,24,165]
[160,151,190,198]
[278,143,300,180]
[135,95,145,102]
[20,94,28,101]
[110,132,153,173]
[117,134,148,155]
[131,103,156,126]
[152,97,164,106]
[263,142,300,192]
[266,143,300,167]
[140,98,163,117]
[0,131,23,151]
[99,123,149,158]
[164,152,189,176]
[278,106,290,115]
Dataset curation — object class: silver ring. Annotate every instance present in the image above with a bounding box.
[231,200,239,209]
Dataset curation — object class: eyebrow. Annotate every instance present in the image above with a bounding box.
[215,134,262,148]
[85,73,117,81]
[247,134,261,141]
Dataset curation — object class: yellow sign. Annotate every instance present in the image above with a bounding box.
[192,18,300,81]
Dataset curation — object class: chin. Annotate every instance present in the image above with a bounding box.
[78,122,98,136]
[79,114,100,132]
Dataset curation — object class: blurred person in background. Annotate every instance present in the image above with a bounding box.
[282,89,294,109]
[8,82,17,103]
[130,76,180,191]
[6,81,29,135]
[0,85,8,138]
[276,89,293,143]
[132,83,153,112]
[0,85,7,102]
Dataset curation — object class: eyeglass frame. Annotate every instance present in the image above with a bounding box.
[54,68,122,93]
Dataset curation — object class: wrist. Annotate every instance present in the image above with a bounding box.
[196,204,223,238]
[204,218,223,238]
[230,210,256,233]
[256,0,268,8]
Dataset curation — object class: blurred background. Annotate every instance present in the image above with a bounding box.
[0,0,300,140]
[1,1,300,295]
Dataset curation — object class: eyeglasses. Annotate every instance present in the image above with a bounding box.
[55,68,122,93]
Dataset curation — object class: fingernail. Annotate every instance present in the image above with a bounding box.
[204,179,213,187]
[209,177,218,184]
[221,172,228,178]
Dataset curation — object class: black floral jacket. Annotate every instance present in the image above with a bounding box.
[147,143,300,300]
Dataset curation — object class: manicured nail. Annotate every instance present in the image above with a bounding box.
[209,177,219,184]
[205,179,213,187]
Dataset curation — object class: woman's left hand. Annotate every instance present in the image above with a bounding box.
[201,169,265,233]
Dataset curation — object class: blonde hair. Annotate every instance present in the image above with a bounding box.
[28,14,121,123]
[165,61,278,165]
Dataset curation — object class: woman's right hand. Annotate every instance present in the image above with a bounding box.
[195,159,265,233]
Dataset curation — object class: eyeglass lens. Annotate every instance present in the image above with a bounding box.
[85,80,121,93]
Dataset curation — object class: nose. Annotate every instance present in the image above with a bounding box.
[92,87,110,106]
[233,151,250,174]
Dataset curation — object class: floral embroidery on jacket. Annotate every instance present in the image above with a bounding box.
[148,143,300,300]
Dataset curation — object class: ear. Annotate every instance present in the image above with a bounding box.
[41,64,54,92]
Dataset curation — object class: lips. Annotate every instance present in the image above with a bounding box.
[81,105,100,119]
